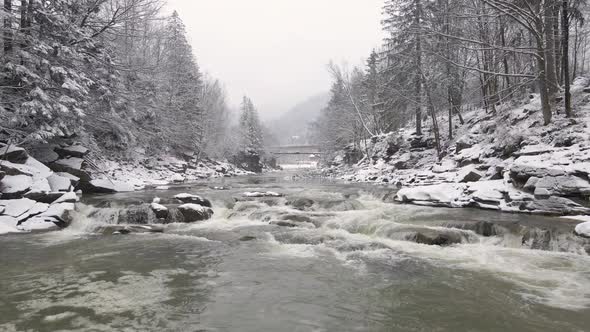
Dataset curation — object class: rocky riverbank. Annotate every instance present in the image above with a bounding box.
[322,78,590,233]
[0,142,250,235]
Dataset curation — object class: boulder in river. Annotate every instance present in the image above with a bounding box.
[99,225,164,235]
[178,204,214,222]
[174,193,212,207]
[117,204,158,225]
[150,202,168,219]
[165,207,185,224]
[405,228,469,246]
[574,222,590,238]
[286,198,315,210]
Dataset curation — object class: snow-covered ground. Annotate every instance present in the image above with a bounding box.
[322,77,590,220]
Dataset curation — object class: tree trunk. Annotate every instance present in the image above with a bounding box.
[415,0,423,136]
[537,48,553,125]
[562,0,572,117]
[544,0,559,113]
[4,0,12,54]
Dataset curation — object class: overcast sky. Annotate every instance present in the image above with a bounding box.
[166,0,385,119]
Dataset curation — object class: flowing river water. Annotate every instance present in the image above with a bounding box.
[1,172,590,331]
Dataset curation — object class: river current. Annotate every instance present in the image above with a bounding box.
[1,173,589,331]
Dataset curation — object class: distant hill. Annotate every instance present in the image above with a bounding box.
[268,93,330,146]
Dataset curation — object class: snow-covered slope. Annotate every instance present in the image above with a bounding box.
[324,77,590,217]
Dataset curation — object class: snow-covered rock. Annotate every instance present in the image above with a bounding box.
[117,204,157,225]
[0,144,28,164]
[55,172,80,188]
[0,216,20,234]
[534,175,590,197]
[178,204,214,222]
[80,179,116,194]
[243,191,284,198]
[53,192,79,204]
[23,178,51,201]
[0,198,37,217]
[573,222,590,237]
[39,203,75,226]
[174,193,212,207]
[457,167,482,183]
[17,217,60,232]
[51,157,90,181]
[150,202,168,219]
[0,175,33,199]
[47,174,72,192]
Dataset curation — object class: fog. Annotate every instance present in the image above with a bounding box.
[166,0,385,119]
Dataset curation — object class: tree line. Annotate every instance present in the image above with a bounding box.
[0,0,252,160]
[314,0,589,160]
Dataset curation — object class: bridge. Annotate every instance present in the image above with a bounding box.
[268,145,322,168]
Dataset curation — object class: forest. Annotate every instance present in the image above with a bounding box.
[0,0,266,163]
[314,0,590,160]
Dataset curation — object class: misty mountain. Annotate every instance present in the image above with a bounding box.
[268,92,330,146]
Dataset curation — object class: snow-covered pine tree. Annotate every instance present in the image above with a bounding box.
[160,11,203,153]
[238,96,264,154]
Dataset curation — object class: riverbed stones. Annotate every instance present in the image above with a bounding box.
[405,228,470,246]
[99,225,164,235]
[178,204,213,222]
[174,193,212,207]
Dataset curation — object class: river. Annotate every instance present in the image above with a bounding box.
[1,172,589,331]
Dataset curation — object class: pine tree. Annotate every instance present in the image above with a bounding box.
[160,11,203,152]
[238,96,264,154]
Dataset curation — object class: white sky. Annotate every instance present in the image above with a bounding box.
[166,0,385,119]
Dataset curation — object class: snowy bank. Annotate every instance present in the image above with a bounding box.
[323,77,590,220]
